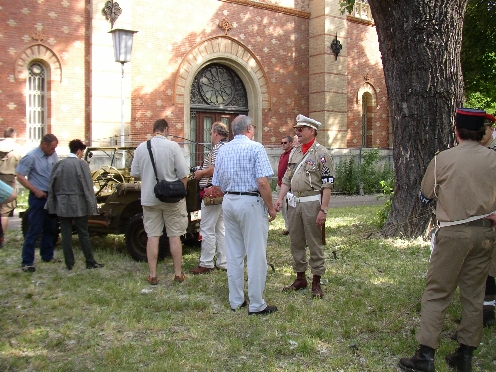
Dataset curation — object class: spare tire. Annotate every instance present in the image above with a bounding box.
[125,213,170,262]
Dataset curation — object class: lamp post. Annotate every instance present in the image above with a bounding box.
[109,28,137,147]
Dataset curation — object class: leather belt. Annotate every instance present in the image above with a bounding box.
[225,191,260,197]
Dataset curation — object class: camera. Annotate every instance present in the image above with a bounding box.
[190,166,202,173]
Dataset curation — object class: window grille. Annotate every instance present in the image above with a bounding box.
[26,63,47,143]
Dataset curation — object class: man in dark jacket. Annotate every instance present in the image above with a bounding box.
[46,139,103,270]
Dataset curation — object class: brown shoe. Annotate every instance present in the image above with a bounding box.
[312,275,323,298]
[282,272,308,291]
[174,272,186,283]
[282,230,289,236]
[147,275,158,285]
[189,266,215,275]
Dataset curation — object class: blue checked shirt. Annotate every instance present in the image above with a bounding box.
[212,135,274,192]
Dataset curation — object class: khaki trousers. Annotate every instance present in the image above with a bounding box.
[417,225,494,348]
[287,199,325,276]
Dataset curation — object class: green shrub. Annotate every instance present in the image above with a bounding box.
[334,156,359,194]
[375,176,394,227]
[334,150,393,195]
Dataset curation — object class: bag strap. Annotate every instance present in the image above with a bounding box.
[146,140,160,183]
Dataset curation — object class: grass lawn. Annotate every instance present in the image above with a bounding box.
[1,204,495,371]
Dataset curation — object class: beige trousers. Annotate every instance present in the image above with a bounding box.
[417,225,494,348]
[287,199,325,276]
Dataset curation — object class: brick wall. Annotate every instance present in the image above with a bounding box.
[346,18,390,148]
[0,0,89,150]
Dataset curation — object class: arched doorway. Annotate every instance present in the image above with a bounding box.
[189,63,248,167]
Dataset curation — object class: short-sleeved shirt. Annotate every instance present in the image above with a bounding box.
[282,141,334,193]
[0,138,23,175]
[16,147,58,191]
[199,139,226,189]
[0,180,13,203]
[130,135,189,206]
[420,140,496,222]
[212,135,274,192]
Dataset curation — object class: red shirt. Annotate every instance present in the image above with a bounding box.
[277,150,291,186]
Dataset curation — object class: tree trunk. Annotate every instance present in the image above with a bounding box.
[367,0,468,237]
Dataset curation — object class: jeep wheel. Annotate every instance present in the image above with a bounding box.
[125,213,170,262]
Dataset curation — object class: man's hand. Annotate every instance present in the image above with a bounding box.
[485,213,496,226]
[316,210,326,226]
[33,189,47,199]
[268,207,277,222]
[274,199,283,212]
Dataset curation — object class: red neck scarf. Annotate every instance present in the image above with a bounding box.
[301,138,315,154]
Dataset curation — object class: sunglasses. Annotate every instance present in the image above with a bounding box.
[281,141,289,144]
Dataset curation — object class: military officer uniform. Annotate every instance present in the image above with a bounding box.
[278,114,334,298]
[400,108,496,372]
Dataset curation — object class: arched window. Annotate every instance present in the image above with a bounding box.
[361,92,373,147]
[26,62,47,142]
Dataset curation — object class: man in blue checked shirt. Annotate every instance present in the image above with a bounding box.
[212,115,278,315]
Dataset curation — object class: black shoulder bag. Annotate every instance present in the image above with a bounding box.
[146,140,187,203]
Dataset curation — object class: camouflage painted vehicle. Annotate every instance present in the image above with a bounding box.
[84,146,201,261]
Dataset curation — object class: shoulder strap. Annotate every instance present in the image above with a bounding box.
[146,140,160,183]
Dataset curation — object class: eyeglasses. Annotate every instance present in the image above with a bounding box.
[281,141,288,145]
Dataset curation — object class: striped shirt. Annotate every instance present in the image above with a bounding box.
[199,139,226,189]
[212,135,273,192]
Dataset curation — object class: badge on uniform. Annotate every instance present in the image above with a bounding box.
[306,159,315,167]
[320,155,326,164]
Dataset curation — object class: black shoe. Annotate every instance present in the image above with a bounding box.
[248,305,278,315]
[483,309,495,327]
[231,300,248,312]
[86,262,104,269]
[445,344,475,372]
[399,345,435,372]
[21,265,36,273]
[67,266,73,271]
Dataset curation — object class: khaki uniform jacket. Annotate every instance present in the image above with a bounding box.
[421,140,496,222]
[46,157,98,218]
[0,138,23,175]
[282,141,334,194]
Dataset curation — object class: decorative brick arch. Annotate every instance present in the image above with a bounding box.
[356,82,377,107]
[14,43,62,82]
[174,35,271,109]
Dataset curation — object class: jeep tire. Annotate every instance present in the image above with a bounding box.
[125,213,170,262]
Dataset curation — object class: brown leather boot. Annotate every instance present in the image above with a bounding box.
[311,275,323,298]
[282,272,307,291]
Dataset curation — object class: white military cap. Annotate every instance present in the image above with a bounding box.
[294,114,321,130]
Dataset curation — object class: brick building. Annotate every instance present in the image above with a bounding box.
[0,0,390,162]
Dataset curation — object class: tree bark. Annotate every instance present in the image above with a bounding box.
[367,0,468,237]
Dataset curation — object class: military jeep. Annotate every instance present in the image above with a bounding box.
[84,146,201,261]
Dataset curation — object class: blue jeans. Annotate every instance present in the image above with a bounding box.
[21,192,57,266]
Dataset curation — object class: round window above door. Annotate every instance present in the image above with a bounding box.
[190,63,248,111]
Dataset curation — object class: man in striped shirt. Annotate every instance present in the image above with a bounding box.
[190,122,229,274]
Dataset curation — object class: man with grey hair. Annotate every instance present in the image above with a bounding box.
[212,115,278,315]
[275,114,334,299]
[190,121,229,274]
[17,134,59,272]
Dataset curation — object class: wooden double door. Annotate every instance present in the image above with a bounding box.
[190,111,240,167]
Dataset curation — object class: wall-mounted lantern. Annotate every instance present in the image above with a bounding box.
[330,33,342,60]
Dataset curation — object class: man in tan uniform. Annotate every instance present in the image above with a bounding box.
[275,114,334,299]
[399,108,496,372]
[479,118,496,327]
[0,128,22,234]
